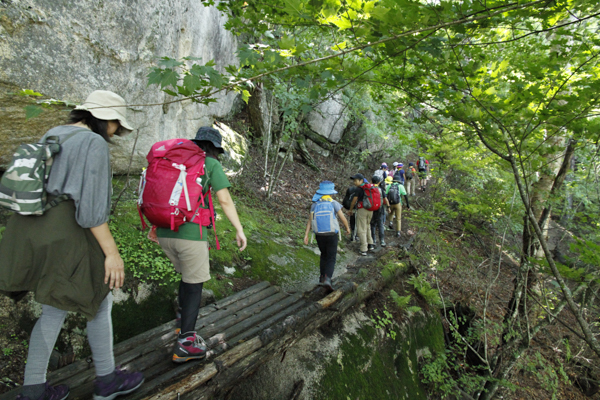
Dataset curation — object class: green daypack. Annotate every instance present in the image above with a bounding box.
[0,132,80,215]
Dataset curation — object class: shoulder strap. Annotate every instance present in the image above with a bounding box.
[43,128,88,149]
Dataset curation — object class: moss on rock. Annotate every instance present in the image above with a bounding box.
[315,312,444,400]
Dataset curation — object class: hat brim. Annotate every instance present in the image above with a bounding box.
[75,104,134,137]
[316,189,337,195]
[191,139,225,153]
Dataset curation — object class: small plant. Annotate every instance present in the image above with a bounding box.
[370,306,397,340]
[3,347,13,356]
[408,273,442,307]
[389,290,422,313]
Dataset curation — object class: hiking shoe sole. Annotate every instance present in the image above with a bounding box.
[172,353,206,363]
[93,379,144,400]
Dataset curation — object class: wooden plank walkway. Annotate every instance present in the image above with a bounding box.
[0,281,311,400]
[0,239,408,400]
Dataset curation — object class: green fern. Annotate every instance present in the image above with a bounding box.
[390,290,411,308]
[389,290,423,313]
[408,274,442,307]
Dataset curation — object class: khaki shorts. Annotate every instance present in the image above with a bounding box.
[157,238,210,284]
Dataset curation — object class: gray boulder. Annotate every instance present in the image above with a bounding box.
[306,95,350,144]
[0,0,239,173]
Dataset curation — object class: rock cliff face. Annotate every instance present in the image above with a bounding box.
[306,95,349,144]
[0,0,239,173]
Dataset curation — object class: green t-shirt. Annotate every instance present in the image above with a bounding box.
[157,157,231,241]
[386,182,407,205]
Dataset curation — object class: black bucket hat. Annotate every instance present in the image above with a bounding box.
[192,126,225,154]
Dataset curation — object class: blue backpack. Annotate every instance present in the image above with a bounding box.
[312,200,339,234]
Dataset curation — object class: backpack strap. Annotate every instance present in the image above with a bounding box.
[43,194,69,212]
[39,129,87,209]
[208,190,220,250]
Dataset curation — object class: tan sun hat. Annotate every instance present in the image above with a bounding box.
[75,90,133,136]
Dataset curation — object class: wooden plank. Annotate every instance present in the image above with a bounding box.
[197,291,288,339]
[223,294,304,341]
[227,300,307,345]
[128,296,301,399]
[187,287,364,399]
[212,281,271,310]
[317,289,344,308]
[39,282,271,388]
[141,337,263,400]
[195,286,280,330]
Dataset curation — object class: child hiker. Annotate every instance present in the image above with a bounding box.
[0,91,144,400]
[304,181,350,291]
[148,126,247,363]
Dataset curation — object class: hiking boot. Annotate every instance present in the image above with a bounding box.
[368,244,376,251]
[173,332,207,363]
[17,383,69,400]
[360,251,368,256]
[388,222,393,230]
[380,240,386,247]
[322,275,333,292]
[396,232,401,238]
[319,275,325,285]
[93,367,144,400]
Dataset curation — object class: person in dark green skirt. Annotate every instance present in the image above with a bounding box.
[0,91,144,400]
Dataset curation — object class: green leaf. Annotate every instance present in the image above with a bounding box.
[242,90,251,104]
[147,69,164,86]
[18,89,43,97]
[331,41,347,51]
[161,69,180,88]
[158,57,184,68]
[333,16,352,30]
[279,35,295,50]
[24,105,43,119]
[183,74,202,93]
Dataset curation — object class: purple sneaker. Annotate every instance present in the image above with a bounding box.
[93,367,144,400]
[16,383,69,400]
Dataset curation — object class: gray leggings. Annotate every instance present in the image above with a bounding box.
[24,293,115,385]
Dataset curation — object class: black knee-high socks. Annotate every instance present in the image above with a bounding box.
[178,281,203,335]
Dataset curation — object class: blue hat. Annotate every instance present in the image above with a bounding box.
[312,180,337,202]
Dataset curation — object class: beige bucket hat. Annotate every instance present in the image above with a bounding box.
[75,90,133,136]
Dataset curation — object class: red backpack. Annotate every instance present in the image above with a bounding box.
[360,183,382,211]
[137,138,220,249]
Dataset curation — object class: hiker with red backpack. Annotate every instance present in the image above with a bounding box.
[348,173,382,256]
[142,126,247,364]
[0,91,144,400]
[303,181,351,291]
[370,175,390,248]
